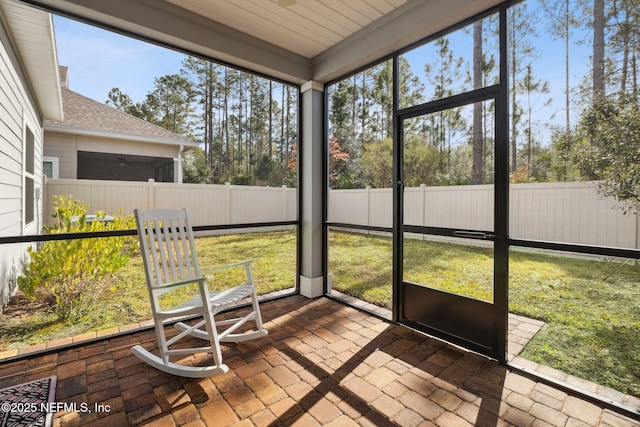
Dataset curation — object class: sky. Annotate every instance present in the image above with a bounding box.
[52,1,592,143]
[399,2,592,132]
[53,15,186,103]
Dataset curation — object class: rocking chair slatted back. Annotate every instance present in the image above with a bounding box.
[136,208,201,289]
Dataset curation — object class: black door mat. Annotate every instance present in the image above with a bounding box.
[0,376,57,427]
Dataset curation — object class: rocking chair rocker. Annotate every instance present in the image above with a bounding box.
[132,208,268,378]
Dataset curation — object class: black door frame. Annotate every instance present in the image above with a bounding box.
[392,5,509,363]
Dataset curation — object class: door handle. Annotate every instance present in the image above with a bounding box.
[452,230,495,240]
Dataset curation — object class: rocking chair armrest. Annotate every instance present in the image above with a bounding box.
[202,260,255,275]
[157,276,208,292]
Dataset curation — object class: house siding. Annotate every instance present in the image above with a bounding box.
[0,14,45,310]
[43,132,76,179]
[75,135,178,158]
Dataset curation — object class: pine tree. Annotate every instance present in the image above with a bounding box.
[472,20,484,184]
[541,0,578,132]
[508,3,538,173]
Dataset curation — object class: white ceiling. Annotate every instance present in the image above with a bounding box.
[165,0,411,59]
[18,0,503,84]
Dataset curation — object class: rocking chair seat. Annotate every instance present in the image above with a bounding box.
[160,283,255,317]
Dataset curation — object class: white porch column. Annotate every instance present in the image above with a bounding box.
[175,144,184,183]
[299,81,324,298]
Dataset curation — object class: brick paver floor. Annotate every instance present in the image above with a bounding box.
[0,295,637,426]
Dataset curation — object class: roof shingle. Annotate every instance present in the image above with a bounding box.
[44,88,196,146]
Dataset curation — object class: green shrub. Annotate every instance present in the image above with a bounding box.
[18,196,138,321]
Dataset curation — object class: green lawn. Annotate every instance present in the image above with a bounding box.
[0,230,297,350]
[1,229,638,398]
[328,230,640,398]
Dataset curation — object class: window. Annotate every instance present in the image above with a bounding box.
[43,156,59,179]
[24,127,35,225]
[155,161,174,183]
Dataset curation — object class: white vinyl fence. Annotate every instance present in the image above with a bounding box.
[328,181,640,249]
[44,179,297,227]
[44,179,639,249]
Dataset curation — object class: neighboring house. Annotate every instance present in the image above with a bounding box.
[0,0,63,309]
[44,66,197,183]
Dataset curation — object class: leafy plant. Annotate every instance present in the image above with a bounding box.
[575,98,640,214]
[17,196,138,321]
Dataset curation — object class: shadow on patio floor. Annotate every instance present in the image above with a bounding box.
[0,295,637,426]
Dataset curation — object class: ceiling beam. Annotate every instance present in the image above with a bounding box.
[312,0,504,83]
[21,0,312,84]
[21,0,504,86]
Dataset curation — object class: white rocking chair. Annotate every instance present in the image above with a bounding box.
[132,208,268,378]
